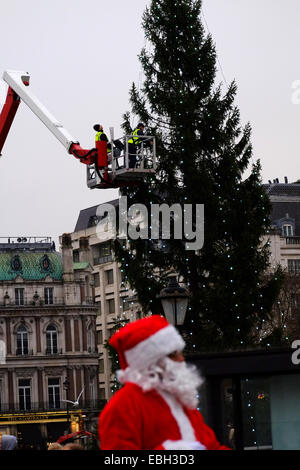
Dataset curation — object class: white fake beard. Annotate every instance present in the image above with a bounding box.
[156,357,204,409]
[117,357,204,410]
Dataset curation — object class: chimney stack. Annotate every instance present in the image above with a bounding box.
[79,237,91,264]
[61,233,74,282]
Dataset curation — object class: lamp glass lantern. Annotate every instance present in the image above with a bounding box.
[157,278,190,326]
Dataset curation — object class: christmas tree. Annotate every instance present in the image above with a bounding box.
[114,0,283,351]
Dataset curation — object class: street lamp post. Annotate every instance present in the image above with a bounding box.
[63,377,70,434]
[157,277,190,326]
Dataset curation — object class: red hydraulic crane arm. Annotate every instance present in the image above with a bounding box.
[69,142,98,166]
[0,87,21,155]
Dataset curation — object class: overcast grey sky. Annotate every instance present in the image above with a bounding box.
[0,0,299,245]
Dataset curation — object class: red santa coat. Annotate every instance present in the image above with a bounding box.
[99,382,229,450]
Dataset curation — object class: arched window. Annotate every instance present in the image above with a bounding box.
[17,324,28,355]
[46,324,58,354]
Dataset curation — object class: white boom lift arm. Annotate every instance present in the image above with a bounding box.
[0,70,157,189]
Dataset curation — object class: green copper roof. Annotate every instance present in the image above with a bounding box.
[0,252,63,281]
[73,262,90,270]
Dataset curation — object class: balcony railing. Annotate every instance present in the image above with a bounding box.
[0,399,107,413]
[93,255,113,266]
[82,296,94,305]
[284,236,300,245]
[1,296,95,308]
[9,348,98,357]
[1,297,65,307]
[15,349,34,356]
[45,348,63,355]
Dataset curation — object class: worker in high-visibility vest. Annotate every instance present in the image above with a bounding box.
[127,123,145,168]
[93,124,111,152]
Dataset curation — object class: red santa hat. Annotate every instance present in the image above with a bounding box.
[109,315,185,371]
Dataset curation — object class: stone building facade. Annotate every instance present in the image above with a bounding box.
[263,182,300,272]
[71,201,141,400]
[0,235,99,449]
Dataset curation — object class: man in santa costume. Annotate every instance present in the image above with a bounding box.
[98,315,230,450]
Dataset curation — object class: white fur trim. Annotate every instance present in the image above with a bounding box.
[125,325,185,370]
[162,440,206,451]
[158,390,206,450]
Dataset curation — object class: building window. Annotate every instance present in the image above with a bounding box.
[16,324,29,355]
[15,288,24,306]
[120,270,126,283]
[282,224,293,237]
[44,287,54,305]
[99,242,111,258]
[46,324,58,354]
[41,255,51,272]
[107,298,115,314]
[73,250,80,263]
[18,379,31,411]
[87,324,95,353]
[0,379,2,411]
[291,294,300,309]
[88,215,100,227]
[99,388,105,400]
[89,381,95,402]
[288,259,300,274]
[105,269,114,285]
[48,378,60,409]
[0,339,5,364]
[97,330,103,345]
[122,297,131,311]
[99,359,104,373]
[93,272,100,288]
[93,242,112,265]
[11,255,22,272]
